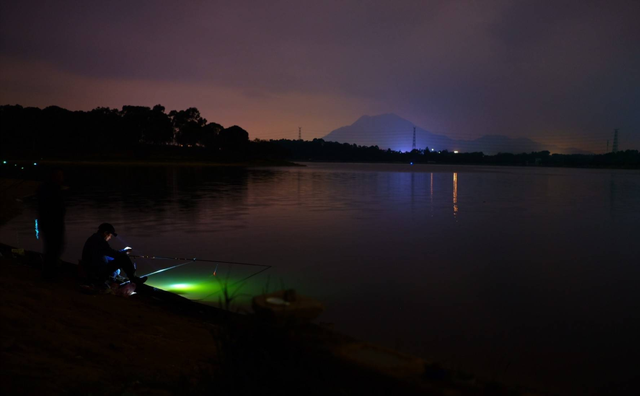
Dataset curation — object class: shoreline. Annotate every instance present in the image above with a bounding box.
[2,158,304,168]
[295,159,640,170]
[0,243,536,396]
[0,178,536,395]
[4,157,639,171]
[0,178,41,225]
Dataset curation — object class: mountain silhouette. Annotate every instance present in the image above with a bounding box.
[322,114,590,154]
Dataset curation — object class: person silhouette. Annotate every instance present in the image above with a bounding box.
[81,223,147,290]
[37,168,66,279]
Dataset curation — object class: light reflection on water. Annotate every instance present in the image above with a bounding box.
[1,163,640,394]
[453,172,458,218]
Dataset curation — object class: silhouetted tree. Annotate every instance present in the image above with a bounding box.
[219,125,249,152]
[176,121,204,146]
[145,105,173,144]
[42,106,75,152]
[2,104,638,168]
[120,105,153,145]
[0,105,25,157]
[201,122,223,150]
[170,107,207,146]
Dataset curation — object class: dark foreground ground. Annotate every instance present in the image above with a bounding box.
[1,245,543,396]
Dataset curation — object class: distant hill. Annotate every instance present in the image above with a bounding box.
[322,114,591,155]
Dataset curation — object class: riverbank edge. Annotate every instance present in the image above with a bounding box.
[3,158,304,167]
[0,243,538,396]
[0,178,541,395]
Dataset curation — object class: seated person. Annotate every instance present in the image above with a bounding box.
[81,223,146,288]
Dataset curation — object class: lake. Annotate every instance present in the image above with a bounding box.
[2,162,639,394]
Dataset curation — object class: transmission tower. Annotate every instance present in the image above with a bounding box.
[612,129,619,152]
[298,127,302,141]
[412,127,416,151]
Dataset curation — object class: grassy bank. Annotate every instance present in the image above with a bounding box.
[1,245,537,396]
[0,255,219,395]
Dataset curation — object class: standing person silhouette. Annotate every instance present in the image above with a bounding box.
[37,168,66,279]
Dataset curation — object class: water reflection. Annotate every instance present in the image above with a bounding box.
[430,172,434,217]
[609,175,617,218]
[411,171,415,211]
[453,172,458,219]
[2,163,640,395]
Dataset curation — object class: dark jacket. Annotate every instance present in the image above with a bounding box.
[81,233,122,271]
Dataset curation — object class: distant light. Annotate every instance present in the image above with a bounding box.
[410,162,414,165]
[454,151,459,154]
[431,149,434,152]
[33,162,37,166]
[21,167,24,170]
[2,161,6,164]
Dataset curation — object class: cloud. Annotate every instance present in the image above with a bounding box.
[1,0,638,151]
[0,56,383,140]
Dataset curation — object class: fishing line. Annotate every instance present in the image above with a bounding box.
[130,255,270,268]
[140,261,195,278]
[196,265,272,302]
[130,254,273,298]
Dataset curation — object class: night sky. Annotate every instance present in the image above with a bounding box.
[1,0,638,152]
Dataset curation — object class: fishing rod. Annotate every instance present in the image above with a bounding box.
[131,254,272,279]
[130,254,271,268]
[129,252,274,302]
[139,261,195,278]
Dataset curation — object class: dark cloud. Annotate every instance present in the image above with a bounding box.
[1,0,638,151]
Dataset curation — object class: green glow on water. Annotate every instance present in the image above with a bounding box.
[138,262,268,306]
[163,281,225,295]
[146,275,249,302]
[150,278,223,296]
[168,283,192,290]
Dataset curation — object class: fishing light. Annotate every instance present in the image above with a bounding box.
[2,161,6,164]
[35,219,39,240]
[168,283,192,290]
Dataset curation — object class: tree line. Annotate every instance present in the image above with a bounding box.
[1,104,637,168]
[0,104,249,159]
[271,139,639,168]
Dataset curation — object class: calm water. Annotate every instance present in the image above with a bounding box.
[2,163,639,394]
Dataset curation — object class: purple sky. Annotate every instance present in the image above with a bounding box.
[1,0,638,152]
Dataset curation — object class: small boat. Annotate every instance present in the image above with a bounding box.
[252,289,324,326]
